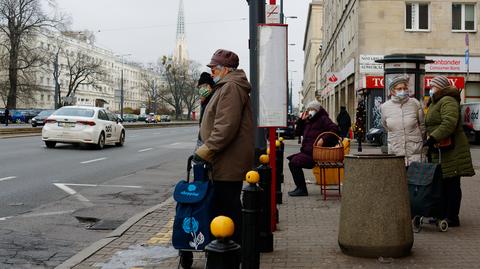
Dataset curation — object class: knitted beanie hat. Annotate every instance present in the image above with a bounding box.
[197,72,214,87]
[430,75,451,90]
[388,75,409,91]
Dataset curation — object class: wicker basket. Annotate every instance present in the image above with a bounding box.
[312,132,345,163]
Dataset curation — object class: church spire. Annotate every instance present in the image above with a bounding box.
[173,0,188,63]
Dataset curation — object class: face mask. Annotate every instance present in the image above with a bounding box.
[213,76,221,84]
[308,110,316,118]
[429,89,435,98]
[198,87,210,97]
[396,90,407,98]
[396,91,408,99]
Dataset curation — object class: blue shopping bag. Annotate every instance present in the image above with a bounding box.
[172,157,214,250]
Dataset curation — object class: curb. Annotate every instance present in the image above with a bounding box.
[0,122,197,139]
[56,196,174,269]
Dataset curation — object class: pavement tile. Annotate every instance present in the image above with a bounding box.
[70,141,480,269]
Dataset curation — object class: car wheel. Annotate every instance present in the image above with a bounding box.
[45,141,56,148]
[116,130,125,147]
[96,132,105,150]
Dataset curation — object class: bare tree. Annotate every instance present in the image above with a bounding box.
[158,56,187,120]
[140,72,162,114]
[0,39,44,107]
[0,0,63,109]
[181,62,201,120]
[62,50,106,105]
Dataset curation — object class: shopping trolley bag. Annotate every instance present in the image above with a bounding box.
[172,156,214,250]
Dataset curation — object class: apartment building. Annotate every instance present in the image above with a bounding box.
[313,0,479,130]
[3,31,161,112]
[302,0,324,111]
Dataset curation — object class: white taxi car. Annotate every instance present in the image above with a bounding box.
[42,106,125,149]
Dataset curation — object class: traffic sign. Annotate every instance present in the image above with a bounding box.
[266,4,280,24]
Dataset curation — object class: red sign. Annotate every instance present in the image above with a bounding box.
[424,76,465,89]
[365,75,465,89]
[366,76,384,88]
[328,74,338,83]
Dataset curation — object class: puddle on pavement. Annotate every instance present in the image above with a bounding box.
[95,245,178,269]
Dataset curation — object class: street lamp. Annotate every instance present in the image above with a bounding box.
[115,53,131,120]
[288,70,297,114]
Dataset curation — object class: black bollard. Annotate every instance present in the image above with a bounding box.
[205,239,241,269]
[205,216,241,269]
[257,157,274,252]
[241,171,262,269]
[275,140,284,205]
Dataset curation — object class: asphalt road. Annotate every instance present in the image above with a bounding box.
[0,126,199,268]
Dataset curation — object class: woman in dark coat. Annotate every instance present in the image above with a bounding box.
[425,75,475,227]
[288,100,339,196]
[195,72,215,149]
[336,106,351,138]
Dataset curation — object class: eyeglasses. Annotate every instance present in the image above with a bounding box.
[210,65,223,74]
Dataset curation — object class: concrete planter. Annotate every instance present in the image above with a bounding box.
[338,154,413,258]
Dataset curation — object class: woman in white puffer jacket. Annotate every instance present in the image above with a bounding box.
[380,76,426,166]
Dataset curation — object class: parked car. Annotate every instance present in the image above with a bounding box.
[145,113,157,123]
[31,110,55,127]
[366,126,385,146]
[123,114,138,122]
[160,115,171,122]
[42,106,125,149]
[7,109,40,124]
[0,110,5,124]
[137,114,147,122]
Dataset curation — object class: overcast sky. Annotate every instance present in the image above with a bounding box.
[53,0,312,106]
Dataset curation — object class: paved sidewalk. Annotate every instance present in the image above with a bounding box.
[59,140,480,268]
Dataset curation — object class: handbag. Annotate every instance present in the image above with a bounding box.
[435,136,454,150]
[312,131,344,163]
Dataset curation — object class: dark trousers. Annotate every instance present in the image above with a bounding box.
[212,180,243,244]
[288,162,309,189]
[441,176,462,221]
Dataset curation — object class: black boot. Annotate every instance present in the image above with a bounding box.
[288,187,308,197]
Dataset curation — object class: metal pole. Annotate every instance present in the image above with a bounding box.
[289,78,292,114]
[248,0,266,151]
[280,0,284,23]
[152,79,157,114]
[53,52,60,109]
[120,69,124,120]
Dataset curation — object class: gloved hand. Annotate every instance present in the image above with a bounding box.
[193,153,207,164]
[424,136,437,148]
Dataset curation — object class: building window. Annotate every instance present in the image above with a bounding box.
[452,3,476,31]
[405,3,430,31]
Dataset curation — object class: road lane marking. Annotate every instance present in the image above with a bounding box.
[81,157,107,164]
[54,183,93,206]
[169,142,181,146]
[0,210,75,222]
[138,147,153,152]
[0,176,16,182]
[61,183,142,189]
